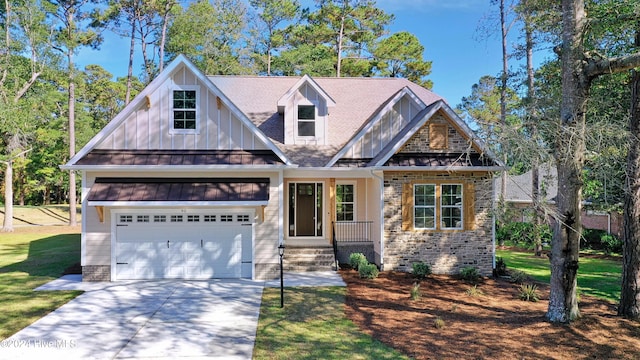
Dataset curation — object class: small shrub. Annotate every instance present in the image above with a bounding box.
[349,252,368,270]
[465,285,484,297]
[581,229,622,254]
[410,282,421,301]
[601,234,623,254]
[450,304,458,313]
[519,283,540,302]
[494,257,507,277]
[460,266,480,283]
[412,262,432,279]
[358,262,379,279]
[434,317,445,329]
[496,221,552,248]
[510,270,529,284]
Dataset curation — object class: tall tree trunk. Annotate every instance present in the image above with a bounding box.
[499,0,508,204]
[68,49,77,227]
[547,0,589,323]
[619,70,640,319]
[125,15,135,105]
[2,160,13,232]
[336,13,345,77]
[158,1,172,73]
[524,8,543,257]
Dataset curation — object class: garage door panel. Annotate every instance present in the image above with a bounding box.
[115,213,250,280]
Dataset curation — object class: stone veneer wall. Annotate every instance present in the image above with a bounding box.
[83,265,111,281]
[383,172,494,276]
[399,112,475,154]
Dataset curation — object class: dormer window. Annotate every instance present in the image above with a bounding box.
[297,104,316,137]
[171,86,199,133]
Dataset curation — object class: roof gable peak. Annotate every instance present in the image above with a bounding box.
[277,74,336,110]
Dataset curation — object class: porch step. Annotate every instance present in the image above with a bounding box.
[283,246,336,272]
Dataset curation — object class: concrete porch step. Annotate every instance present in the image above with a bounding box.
[283,245,336,272]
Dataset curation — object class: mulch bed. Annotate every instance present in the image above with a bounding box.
[342,270,640,360]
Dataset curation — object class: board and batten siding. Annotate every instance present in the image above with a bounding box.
[344,96,421,159]
[96,64,269,152]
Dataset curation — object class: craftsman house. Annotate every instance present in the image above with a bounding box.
[62,55,502,281]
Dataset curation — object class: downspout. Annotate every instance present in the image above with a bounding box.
[492,174,497,270]
[370,170,385,270]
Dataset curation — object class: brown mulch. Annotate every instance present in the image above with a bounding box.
[342,270,640,360]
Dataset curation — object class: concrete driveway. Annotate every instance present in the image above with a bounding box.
[0,272,345,360]
[0,276,264,360]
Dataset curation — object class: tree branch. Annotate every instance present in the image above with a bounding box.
[13,72,41,103]
[585,51,640,78]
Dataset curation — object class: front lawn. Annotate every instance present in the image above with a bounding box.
[254,286,408,359]
[497,248,621,302]
[0,231,82,340]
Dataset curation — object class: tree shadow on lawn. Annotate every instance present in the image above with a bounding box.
[0,234,80,281]
[342,270,640,360]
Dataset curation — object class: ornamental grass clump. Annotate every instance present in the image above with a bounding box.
[519,283,540,302]
[410,282,421,301]
[465,285,484,297]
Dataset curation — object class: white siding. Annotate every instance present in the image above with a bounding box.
[346,96,423,159]
[95,64,269,151]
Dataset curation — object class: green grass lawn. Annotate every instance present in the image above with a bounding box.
[497,249,621,302]
[254,287,408,360]
[0,231,82,340]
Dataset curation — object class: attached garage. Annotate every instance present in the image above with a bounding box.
[113,211,253,280]
[85,177,270,281]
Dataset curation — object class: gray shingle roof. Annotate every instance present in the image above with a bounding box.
[209,76,443,165]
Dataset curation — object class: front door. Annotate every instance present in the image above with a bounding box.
[289,183,323,237]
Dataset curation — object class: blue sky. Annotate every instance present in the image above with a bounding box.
[76,0,553,108]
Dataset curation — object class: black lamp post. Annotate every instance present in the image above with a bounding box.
[278,244,285,308]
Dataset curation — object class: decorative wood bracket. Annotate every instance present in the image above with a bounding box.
[95,206,105,223]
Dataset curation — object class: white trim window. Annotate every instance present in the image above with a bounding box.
[414,184,436,229]
[171,86,199,132]
[336,183,355,222]
[296,104,316,137]
[440,184,463,229]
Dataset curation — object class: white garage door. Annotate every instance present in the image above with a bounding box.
[114,212,253,280]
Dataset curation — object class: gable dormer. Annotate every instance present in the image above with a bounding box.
[277,75,336,145]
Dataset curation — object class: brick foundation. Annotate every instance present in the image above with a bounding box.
[255,263,280,280]
[82,265,111,281]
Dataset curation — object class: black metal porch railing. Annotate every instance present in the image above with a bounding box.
[332,221,374,270]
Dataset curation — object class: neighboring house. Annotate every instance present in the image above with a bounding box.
[62,55,502,281]
[495,163,558,222]
[496,164,622,237]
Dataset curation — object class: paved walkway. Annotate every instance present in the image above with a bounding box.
[0,272,345,360]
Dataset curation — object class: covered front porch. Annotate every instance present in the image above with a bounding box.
[282,172,383,269]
